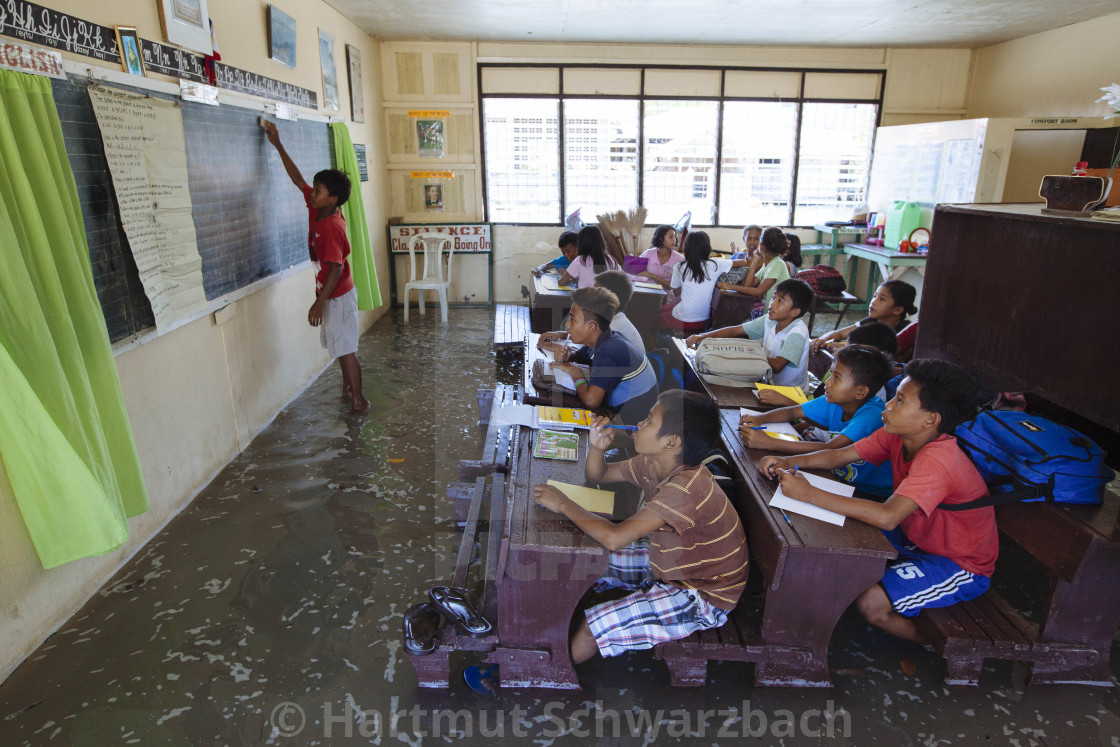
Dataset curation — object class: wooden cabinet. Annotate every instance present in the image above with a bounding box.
[915,203,1120,433]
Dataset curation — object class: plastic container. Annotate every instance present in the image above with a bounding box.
[884,201,922,250]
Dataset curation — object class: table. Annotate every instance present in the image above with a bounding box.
[842,242,928,306]
[710,290,758,329]
[715,409,896,685]
[671,338,776,410]
[522,333,585,409]
[529,274,666,336]
[490,425,608,688]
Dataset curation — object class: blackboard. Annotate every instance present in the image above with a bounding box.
[53,74,331,343]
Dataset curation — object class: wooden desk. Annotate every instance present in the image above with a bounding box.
[710,290,757,329]
[842,242,927,304]
[671,338,775,410]
[529,274,666,337]
[522,333,584,409]
[490,426,608,688]
[657,410,895,686]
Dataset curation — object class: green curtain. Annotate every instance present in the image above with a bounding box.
[0,70,148,569]
[330,122,382,310]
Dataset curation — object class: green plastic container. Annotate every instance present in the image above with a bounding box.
[884,201,921,250]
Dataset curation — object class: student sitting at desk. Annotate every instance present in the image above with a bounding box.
[558,226,620,288]
[543,286,658,425]
[715,226,791,315]
[636,225,684,289]
[686,278,815,390]
[537,271,645,353]
[653,231,749,334]
[729,224,762,259]
[533,390,749,665]
[758,359,997,645]
[740,345,895,497]
[531,231,579,277]
[809,279,917,354]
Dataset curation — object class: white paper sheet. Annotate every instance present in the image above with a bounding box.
[740,408,803,440]
[550,363,590,392]
[769,471,853,526]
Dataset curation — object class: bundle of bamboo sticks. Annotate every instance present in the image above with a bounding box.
[596,207,648,264]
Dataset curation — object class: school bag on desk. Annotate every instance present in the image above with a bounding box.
[693,338,770,387]
[940,410,1113,511]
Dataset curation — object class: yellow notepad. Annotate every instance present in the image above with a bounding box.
[755,383,808,404]
[547,480,615,516]
[537,406,595,428]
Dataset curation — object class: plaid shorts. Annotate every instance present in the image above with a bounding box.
[593,539,654,591]
[585,582,728,658]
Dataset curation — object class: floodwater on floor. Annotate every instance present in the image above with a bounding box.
[0,307,1117,746]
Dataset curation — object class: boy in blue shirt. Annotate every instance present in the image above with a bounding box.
[546,286,658,425]
[531,231,579,276]
[740,345,894,496]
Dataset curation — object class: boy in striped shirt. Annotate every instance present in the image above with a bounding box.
[533,390,749,663]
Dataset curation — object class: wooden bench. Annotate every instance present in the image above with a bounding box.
[806,290,858,333]
[654,410,896,687]
[917,491,1120,686]
[406,385,521,687]
[493,303,531,351]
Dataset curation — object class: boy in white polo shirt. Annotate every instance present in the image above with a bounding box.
[686,278,814,390]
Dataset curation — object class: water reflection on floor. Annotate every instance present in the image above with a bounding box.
[0,308,1116,745]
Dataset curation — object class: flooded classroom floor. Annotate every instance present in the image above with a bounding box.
[1,307,1118,746]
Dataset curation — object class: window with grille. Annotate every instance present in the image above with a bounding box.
[481,66,881,226]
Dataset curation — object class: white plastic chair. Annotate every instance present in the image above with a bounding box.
[404,234,455,323]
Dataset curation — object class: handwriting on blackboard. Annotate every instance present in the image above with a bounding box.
[213,62,317,108]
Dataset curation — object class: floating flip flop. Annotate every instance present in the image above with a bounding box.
[463,664,498,696]
[429,586,493,637]
[402,601,443,656]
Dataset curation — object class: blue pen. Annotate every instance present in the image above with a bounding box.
[605,424,639,431]
[747,426,767,430]
[779,509,794,526]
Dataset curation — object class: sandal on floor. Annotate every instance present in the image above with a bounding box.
[429,586,493,637]
[402,602,443,656]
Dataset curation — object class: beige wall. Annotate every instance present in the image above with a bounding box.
[0,0,390,681]
[969,12,1120,119]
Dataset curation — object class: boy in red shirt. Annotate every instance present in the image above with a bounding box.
[758,359,995,645]
[263,121,368,413]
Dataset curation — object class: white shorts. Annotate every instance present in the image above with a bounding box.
[320,287,358,358]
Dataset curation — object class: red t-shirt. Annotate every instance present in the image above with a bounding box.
[854,429,998,576]
[302,184,354,299]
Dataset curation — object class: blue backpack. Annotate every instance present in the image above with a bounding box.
[646,349,683,392]
[942,410,1113,511]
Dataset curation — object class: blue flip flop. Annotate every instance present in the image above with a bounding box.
[463,665,498,695]
[429,586,492,637]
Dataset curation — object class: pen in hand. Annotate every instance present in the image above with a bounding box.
[605,424,638,431]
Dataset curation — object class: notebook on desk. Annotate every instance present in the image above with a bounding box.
[532,359,590,395]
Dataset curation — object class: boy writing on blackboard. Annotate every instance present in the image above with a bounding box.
[262,120,368,413]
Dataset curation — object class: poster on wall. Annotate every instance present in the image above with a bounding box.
[318,28,339,111]
[416,119,444,158]
[267,5,296,68]
[387,223,492,254]
[346,44,364,122]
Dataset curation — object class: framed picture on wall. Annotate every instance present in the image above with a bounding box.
[267,6,297,68]
[115,26,146,77]
[424,183,445,211]
[417,119,445,158]
[318,29,339,111]
[156,0,213,55]
[346,44,364,122]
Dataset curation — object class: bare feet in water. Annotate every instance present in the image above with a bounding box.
[350,397,370,414]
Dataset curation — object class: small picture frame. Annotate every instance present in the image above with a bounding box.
[345,44,364,123]
[423,183,445,211]
[115,26,146,77]
[156,0,213,56]
[318,29,339,111]
[267,5,296,68]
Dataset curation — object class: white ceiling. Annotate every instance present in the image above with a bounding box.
[326,0,1120,48]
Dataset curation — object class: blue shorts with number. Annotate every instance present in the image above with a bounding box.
[878,528,991,618]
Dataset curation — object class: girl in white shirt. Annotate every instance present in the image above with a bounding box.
[654,231,748,333]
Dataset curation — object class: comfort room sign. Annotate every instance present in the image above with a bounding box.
[388,223,492,254]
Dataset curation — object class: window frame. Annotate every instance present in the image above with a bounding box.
[478,64,885,227]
